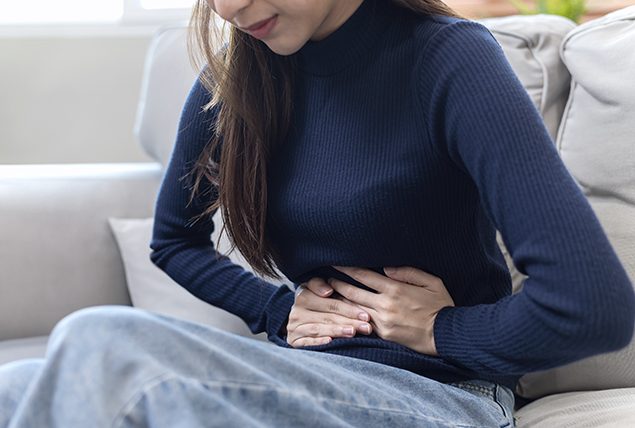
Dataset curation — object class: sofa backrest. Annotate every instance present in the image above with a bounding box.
[134,22,199,170]
[480,14,576,141]
[0,163,162,341]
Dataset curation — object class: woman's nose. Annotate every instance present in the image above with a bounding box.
[208,0,253,22]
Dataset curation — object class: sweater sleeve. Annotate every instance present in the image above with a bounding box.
[150,76,295,338]
[418,20,635,375]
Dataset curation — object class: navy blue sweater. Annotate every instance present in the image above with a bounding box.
[151,0,635,390]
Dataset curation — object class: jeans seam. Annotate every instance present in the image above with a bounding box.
[493,385,513,427]
[448,383,495,400]
[110,372,175,428]
[448,382,512,428]
[112,375,478,428]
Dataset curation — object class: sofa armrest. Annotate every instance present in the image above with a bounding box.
[0,163,163,341]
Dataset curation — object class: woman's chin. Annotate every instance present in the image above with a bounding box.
[263,39,305,56]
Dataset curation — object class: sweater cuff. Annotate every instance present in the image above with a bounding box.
[262,284,296,339]
[434,303,515,375]
[433,305,489,372]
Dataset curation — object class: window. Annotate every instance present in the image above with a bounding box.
[0,0,195,25]
[0,1,124,24]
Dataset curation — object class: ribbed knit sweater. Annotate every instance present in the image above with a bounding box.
[151,0,635,390]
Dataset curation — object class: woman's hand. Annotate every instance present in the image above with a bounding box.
[286,277,373,348]
[329,266,455,356]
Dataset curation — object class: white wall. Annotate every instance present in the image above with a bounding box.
[0,34,156,164]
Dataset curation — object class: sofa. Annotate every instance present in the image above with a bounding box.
[1,7,634,426]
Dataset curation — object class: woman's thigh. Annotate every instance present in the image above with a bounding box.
[4,306,514,428]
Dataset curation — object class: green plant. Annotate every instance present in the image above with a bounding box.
[506,0,588,23]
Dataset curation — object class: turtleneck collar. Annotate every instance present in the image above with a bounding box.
[295,0,399,76]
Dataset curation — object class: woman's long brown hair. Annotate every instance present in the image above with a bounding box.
[188,0,461,279]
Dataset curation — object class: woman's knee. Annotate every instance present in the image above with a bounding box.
[48,306,153,358]
[0,358,43,388]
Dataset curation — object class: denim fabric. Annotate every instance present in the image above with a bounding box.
[0,306,514,427]
[0,359,43,426]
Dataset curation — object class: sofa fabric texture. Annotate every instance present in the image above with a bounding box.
[108,216,278,341]
[0,163,162,342]
[480,14,575,140]
[134,22,199,169]
[515,387,635,427]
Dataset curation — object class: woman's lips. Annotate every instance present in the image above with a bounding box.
[244,15,277,40]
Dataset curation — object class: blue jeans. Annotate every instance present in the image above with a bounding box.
[0,306,515,427]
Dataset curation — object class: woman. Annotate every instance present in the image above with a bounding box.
[1,0,633,426]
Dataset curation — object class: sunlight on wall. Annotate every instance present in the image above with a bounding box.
[0,1,124,24]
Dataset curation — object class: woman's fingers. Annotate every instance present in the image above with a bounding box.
[295,281,370,322]
[287,308,372,348]
[384,266,448,292]
[288,304,371,332]
[288,266,454,355]
[330,266,455,356]
[304,277,334,297]
[327,276,381,309]
[333,266,454,304]
[333,266,391,293]
[288,321,364,345]
[290,336,333,348]
[286,278,373,348]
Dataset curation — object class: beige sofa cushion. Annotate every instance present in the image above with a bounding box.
[517,6,635,399]
[515,388,635,427]
[0,336,48,366]
[480,14,575,140]
[0,163,162,342]
[109,215,287,341]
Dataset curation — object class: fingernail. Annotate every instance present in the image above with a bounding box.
[318,285,332,296]
[359,312,369,322]
[360,324,371,334]
[384,267,396,275]
[321,337,331,345]
[343,327,354,336]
